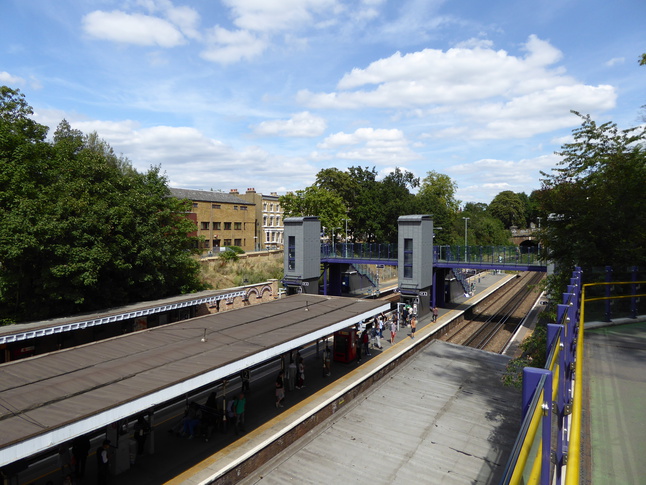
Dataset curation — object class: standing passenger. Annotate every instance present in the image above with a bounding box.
[275,370,285,408]
[72,435,90,478]
[390,318,397,344]
[410,317,417,339]
[287,356,297,391]
[96,439,111,485]
[296,357,306,389]
[234,392,246,434]
[240,368,250,393]
[432,306,439,323]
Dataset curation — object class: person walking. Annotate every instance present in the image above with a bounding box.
[432,306,439,323]
[390,318,397,344]
[275,370,285,408]
[410,317,417,339]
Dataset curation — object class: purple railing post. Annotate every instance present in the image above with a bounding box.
[605,266,612,321]
[631,266,638,318]
[522,367,553,485]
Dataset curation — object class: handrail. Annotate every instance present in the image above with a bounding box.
[565,284,586,485]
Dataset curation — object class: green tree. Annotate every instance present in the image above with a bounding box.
[416,171,460,244]
[376,168,419,242]
[538,112,646,273]
[488,191,526,228]
[0,87,206,323]
[279,186,347,239]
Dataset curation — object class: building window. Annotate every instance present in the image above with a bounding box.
[276,216,281,226]
[212,204,221,209]
[203,240,210,248]
[263,216,267,226]
[265,232,270,242]
[403,238,413,279]
[192,202,198,208]
[200,222,209,230]
[263,202,267,211]
[234,238,242,246]
[213,239,220,248]
[234,205,238,210]
[240,206,247,211]
[224,222,232,230]
[268,217,273,227]
[224,239,232,246]
[288,236,296,270]
[234,222,242,230]
[214,222,221,230]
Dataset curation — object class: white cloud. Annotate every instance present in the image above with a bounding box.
[451,153,559,202]
[222,0,338,33]
[0,71,26,85]
[253,111,327,137]
[82,10,186,47]
[605,57,625,67]
[316,127,420,164]
[298,35,616,140]
[201,27,267,64]
[64,119,317,193]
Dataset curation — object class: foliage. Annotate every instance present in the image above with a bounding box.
[0,87,206,323]
[416,170,459,244]
[488,190,527,228]
[219,249,240,262]
[279,185,347,239]
[200,253,283,289]
[537,112,646,273]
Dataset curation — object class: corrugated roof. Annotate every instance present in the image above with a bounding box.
[239,341,521,485]
[169,187,254,205]
[0,294,389,467]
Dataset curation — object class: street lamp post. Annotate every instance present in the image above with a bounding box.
[462,217,470,262]
[342,218,350,257]
[333,227,341,256]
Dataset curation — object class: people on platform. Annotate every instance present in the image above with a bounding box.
[275,370,285,407]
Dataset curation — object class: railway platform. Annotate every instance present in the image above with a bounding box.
[12,271,528,485]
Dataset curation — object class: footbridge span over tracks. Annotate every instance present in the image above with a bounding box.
[282,215,546,317]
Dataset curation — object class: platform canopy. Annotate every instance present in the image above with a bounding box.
[0,294,389,467]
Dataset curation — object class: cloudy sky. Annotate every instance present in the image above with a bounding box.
[2,0,644,204]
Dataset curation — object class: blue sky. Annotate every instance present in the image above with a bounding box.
[2,0,644,204]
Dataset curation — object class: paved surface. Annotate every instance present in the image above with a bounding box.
[583,321,646,485]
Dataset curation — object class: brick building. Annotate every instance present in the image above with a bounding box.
[170,188,256,253]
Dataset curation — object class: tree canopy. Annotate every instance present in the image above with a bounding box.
[538,111,646,273]
[0,87,206,324]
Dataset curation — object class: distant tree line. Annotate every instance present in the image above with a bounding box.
[0,87,207,324]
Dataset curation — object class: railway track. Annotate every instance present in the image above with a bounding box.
[442,272,545,353]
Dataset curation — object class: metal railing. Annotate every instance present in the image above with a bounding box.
[501,271,646,485]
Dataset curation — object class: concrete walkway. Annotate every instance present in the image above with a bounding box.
[582,321,646,484]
